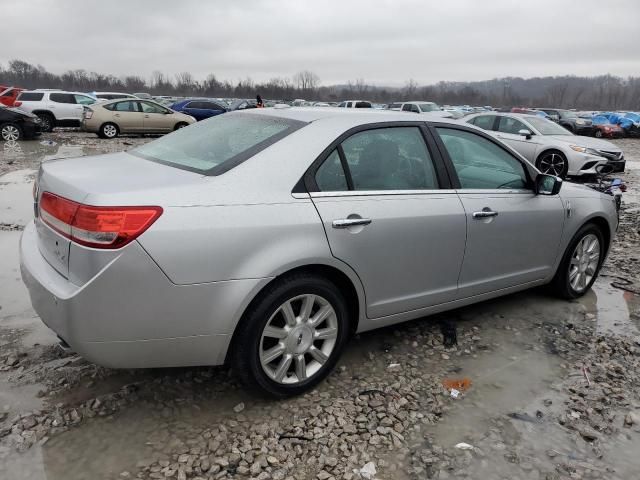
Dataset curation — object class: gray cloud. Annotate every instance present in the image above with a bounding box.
[1,0,639,85]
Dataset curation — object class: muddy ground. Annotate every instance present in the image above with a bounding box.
[1,132,639,480]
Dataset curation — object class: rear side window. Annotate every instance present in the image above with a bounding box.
[132,113,306,175]
[497,117,528,134]
[50,93,75,104]
[18,92,44,101]
[469,115,496,130]
[354,102,371,108]
[315,150,348,191]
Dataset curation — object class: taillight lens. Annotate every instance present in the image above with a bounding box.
[84,108,93,119]
[14,101,22,107]
[39,192,162,249]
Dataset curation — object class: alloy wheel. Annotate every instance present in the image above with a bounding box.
[538,153,566,176]
[568,233,600,292]
[38,115,52,131]
[1,125,20,141]
[259,294,338,384]
[103,124,118,138]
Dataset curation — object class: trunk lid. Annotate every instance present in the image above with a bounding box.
[35,151,204,281]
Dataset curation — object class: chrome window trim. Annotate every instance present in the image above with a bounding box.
[309,189,459,198]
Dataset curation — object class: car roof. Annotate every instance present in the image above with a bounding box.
[241,106,463,127]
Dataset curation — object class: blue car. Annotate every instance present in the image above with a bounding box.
[170,99,228,121]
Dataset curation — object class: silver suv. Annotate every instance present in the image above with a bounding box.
[16,90,97,132]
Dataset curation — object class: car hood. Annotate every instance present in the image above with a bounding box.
[560,180,610,199]
[544,135,621,152]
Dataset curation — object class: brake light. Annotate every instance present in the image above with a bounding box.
[14,101,22,107]
[84,108,93,119]
[39,192,162,249]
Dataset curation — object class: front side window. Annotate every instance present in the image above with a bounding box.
[418,103,439,112]
[401,104,412,112]
[186,101,203,109]
[50,93,75,104]
[497,116,529,135]
[140,101,168,114]
[315,149,348,191]
[340,127,438,190]
[525,116,572,135]
[132,113,306,175]
[469,115,496,131]
[437,128,529,190]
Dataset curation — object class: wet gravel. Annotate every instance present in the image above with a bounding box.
[0,132,639,479]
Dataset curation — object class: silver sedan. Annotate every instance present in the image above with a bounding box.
[465,112,625,177]
[20,108,618,396]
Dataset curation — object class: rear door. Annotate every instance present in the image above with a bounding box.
[49,93,79,121]
[111,100,144,132]
[308,124,467,318]
[433,125,564,297]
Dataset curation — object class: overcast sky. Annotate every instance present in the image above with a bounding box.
[1,0,639,86]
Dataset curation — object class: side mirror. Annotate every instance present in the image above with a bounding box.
[535,174,562,195]
[519,129,533,140]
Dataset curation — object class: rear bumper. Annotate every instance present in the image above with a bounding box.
[19,221,269,368]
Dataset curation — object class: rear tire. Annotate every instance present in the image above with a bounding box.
[230,273,350,397]
[99,123,119,139]
[0,123,23,141]
[536,150,568,178]
[549,223,604,299]
[37,113,54,132]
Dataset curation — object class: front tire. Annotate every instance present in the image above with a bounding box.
[0,123,23,141]
[550,224,604,299]
[37,113,54,132]
[174,122,188,130]
[230,273,350,397]
[536,150,568,178]
[99,122,119,139]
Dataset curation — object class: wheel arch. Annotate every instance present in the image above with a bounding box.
[583,216,611,257]
[31,109,54,117]
[225,262,365,363]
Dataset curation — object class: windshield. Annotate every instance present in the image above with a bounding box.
[559,110,577,119]
[526,116,573,135]
[419,103,440,112]
[132,113,306,175]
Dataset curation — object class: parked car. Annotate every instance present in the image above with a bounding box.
[15,90,97,132]
[82,98,196,138]
[228,99,257,111]
[466,112,624,176]
[337,100,372,108]
[91,92,138,101]
[386,102,403,111]
[133,92,152,99]
[399,101,441,113]
[0,86,24,107]
[170,99,228,121]
[589,115,624,139]
[21,108,617,397]
[0,104,41,141]
[536,108,594,135]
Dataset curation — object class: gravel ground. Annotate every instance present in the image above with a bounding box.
[0,132,639,480]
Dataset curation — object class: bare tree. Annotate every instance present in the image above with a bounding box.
[403,79,418,100]
[293,70,320,93]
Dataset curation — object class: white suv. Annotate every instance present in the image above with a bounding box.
[16,90,97,132]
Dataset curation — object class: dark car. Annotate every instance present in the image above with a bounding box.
[170,99,228,121]
[537,108,593,136]
[0,104,41,141]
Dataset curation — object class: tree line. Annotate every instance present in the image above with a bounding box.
[2,59,639,110]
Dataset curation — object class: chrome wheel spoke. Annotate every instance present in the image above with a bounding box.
[261,344,285,364]
[263,325,288,339]
[569,267,579,281]
[314,327,338,340]
[309,346,328,365]
[309,304,332,328]
[281,301,297,327]
[295,355,307,381]
[273,355,292,382]
[300,295,315,322]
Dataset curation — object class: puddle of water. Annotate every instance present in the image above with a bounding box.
[591,281,639,336]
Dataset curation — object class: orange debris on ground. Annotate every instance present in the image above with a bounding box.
[441,377,473,392]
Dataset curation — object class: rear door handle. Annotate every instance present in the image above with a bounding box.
[472,209,498,219]
[332,218,372,228]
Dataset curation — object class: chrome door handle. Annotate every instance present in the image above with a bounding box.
[114,114,120,117]
[144,115,150,118]
[332,218,372,228]
[472,209,498,219]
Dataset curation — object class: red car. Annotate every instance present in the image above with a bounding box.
[0,86,24,107]
[593,123,624,139]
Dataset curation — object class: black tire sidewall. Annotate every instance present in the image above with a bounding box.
[553,224,605,299]
[232,275,350,397]
[0,122,23,141]
[175,122,188,130]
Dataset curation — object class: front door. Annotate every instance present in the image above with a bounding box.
[494,115,540,160]
[309,125,467,318]
[140,101,173,132]
[111,100,144,132]
[434,126,565,297]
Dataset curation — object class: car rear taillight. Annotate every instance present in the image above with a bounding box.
[84,108,93,119]
[39,192,162,249]
[14,101,22,107]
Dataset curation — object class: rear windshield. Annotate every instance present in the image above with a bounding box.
[18,92,44,101]
[131,113,306,175]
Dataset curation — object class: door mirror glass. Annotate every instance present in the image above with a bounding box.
[535,174,562,195]
[518,129,533,139]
